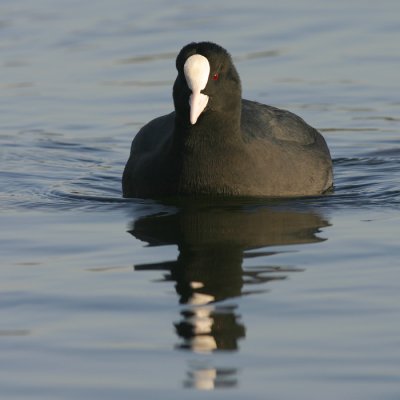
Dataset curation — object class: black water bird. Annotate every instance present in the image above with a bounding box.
[122,42,333,198]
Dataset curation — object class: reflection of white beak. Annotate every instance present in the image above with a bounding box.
[184,54,210,125]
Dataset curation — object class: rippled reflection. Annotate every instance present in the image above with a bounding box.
[130,200,329,352]
[184,361,238,390]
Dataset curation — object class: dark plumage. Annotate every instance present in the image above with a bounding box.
[122,42,333,198]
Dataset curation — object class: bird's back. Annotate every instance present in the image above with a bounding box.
[241,99,318,146]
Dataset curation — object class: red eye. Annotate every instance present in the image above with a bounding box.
[212,73,219,81]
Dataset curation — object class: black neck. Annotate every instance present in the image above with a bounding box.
[174,106,242,149]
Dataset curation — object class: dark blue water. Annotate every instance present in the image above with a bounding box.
[1,1,400,399]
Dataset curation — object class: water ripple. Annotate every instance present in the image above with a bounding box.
[2,147,400,211]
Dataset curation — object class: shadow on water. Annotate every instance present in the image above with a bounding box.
[128,198,330,389]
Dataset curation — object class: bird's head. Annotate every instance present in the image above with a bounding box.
[173,42,241,126]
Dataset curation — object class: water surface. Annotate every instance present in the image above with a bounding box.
[1,1,400,399]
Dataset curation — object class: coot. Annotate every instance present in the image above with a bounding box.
[122,42,333,198]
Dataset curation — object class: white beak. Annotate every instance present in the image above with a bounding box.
[184,54,210,125]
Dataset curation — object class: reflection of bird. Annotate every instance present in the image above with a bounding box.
[123,41,333,198]
[130,201,330,352]
[184,363,238,390]
[175,306,245,353]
